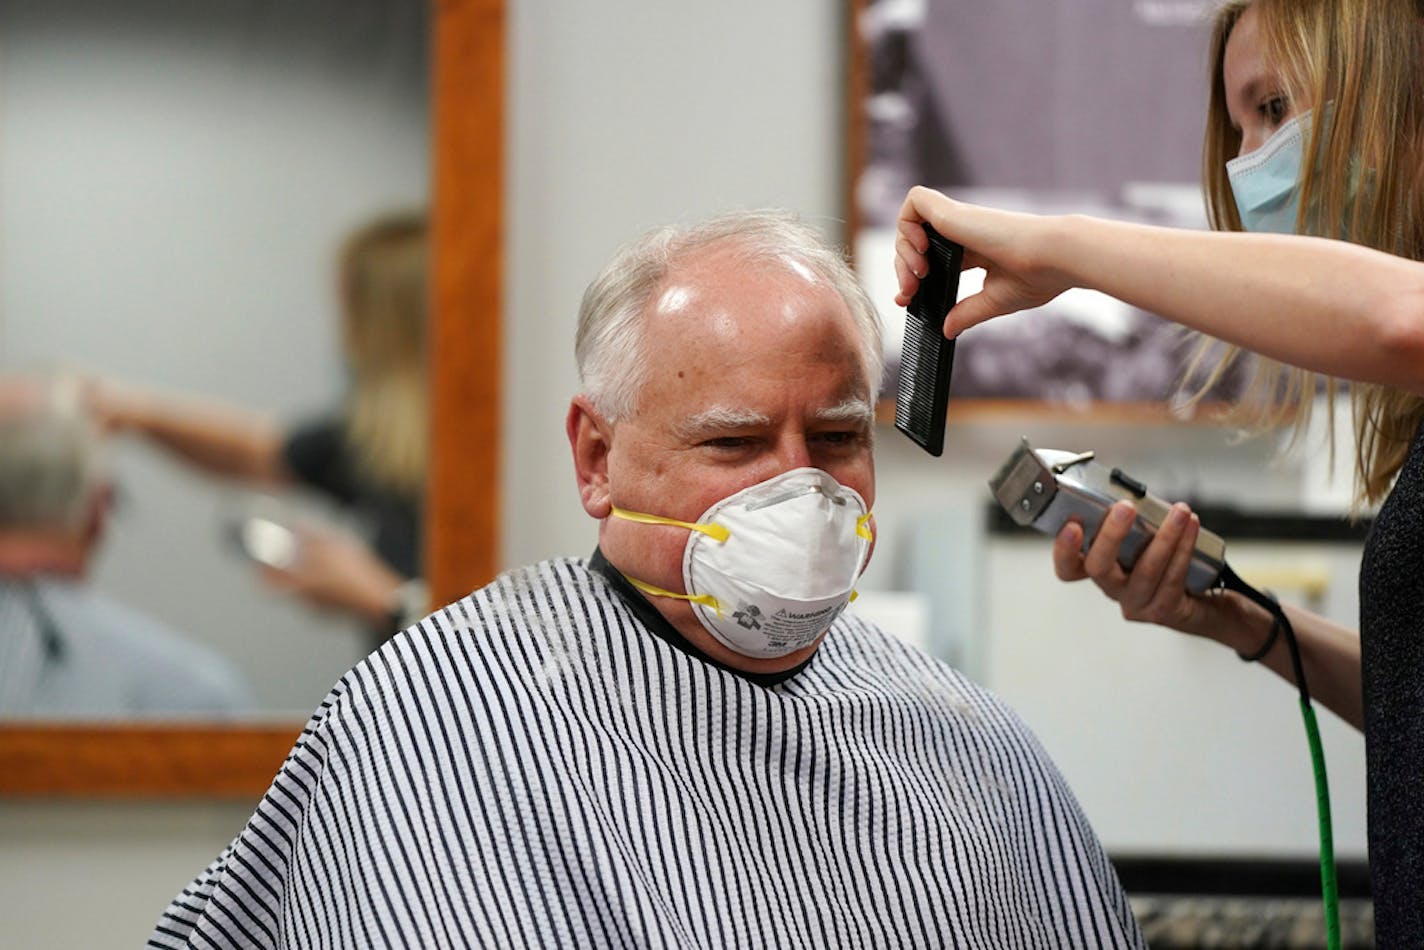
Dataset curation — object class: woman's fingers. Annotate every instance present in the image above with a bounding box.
[893,251,921,306]
[939,289,1009,337]
[1116,503,1192,615]
[1148,511,1201,622]
[897,216,930,254]
[893,185,1072,336]
[1046,497,1219,639]
[1053,521,1089,581]
[1082,501,1136,590]
[897,185,945,233]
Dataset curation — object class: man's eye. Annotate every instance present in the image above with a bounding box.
[815,431,860,446]
[704,437,752,450]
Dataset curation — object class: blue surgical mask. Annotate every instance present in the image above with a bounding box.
[1226,109,1312,234]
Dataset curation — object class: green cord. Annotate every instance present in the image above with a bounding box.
[1221,565,1341,949]
[1299,698,1341,950]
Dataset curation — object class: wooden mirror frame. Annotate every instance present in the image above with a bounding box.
[0,0,505,799]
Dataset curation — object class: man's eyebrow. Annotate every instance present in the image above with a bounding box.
[674,406,773,440]
[814,399,874,427]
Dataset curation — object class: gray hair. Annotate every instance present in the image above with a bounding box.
[575,210,884,421]
[0,392,104,532]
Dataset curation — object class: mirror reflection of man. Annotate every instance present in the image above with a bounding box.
[153,212,1144,948]
[0,377,254,717]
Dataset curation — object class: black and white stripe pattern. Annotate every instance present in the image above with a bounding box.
[151,558,1143,948]
[1,579,253,717]
[0,580,49,712]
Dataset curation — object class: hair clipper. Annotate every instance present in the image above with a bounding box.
[988,438,1226,593]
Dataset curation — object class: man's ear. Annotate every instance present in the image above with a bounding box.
[567,396,613,519]
[77,482,113,565]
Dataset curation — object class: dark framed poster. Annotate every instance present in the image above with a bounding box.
[849,0,1249,406]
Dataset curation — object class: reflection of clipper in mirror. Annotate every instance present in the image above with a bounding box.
[233,516,300,571]
[989,438,1226,594]
[224,499,302,572]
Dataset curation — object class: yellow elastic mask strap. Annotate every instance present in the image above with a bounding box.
[609,506,731,543]
[621,574,725,619]
[849,511,873,602]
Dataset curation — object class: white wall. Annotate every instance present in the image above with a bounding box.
[0,800,257,948]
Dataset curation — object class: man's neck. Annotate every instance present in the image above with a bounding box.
[589,548,817,686]
[0,532,87,579]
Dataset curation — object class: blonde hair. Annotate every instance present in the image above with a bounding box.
[1190,0,1424,506]
[340,212,429,496]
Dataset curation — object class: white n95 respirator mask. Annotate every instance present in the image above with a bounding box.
[611,467,874,659]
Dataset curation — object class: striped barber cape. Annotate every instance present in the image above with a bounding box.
[150,557,1144,949]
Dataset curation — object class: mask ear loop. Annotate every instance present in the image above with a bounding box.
[608,506,731,617]
[609,506,731,543]
[842,512,876,604]
[620,575,725,619]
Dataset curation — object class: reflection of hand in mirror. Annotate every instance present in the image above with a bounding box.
[254,521,407,630]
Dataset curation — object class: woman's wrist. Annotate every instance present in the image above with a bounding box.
[1055,213,1142,296]
[1235,591,1282,662]
[1192,590,1275,654]
[93,383,154,435]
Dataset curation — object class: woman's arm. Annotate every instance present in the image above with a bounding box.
[93,382,289,486]
[895,186,1424,395]
[1252,603,1364,731]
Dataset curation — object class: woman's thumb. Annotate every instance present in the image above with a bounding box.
[941,291,999,338]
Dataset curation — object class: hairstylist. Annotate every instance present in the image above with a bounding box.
[93,213,428,651]
[895,0,1424,942]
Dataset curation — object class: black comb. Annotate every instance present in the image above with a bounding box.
[894,224,964,456]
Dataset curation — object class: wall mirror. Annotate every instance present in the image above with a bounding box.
[0,0,502,794]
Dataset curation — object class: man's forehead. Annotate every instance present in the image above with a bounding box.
[645,282,851,358]
[651,245,825,313]
[654,282,699,318]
